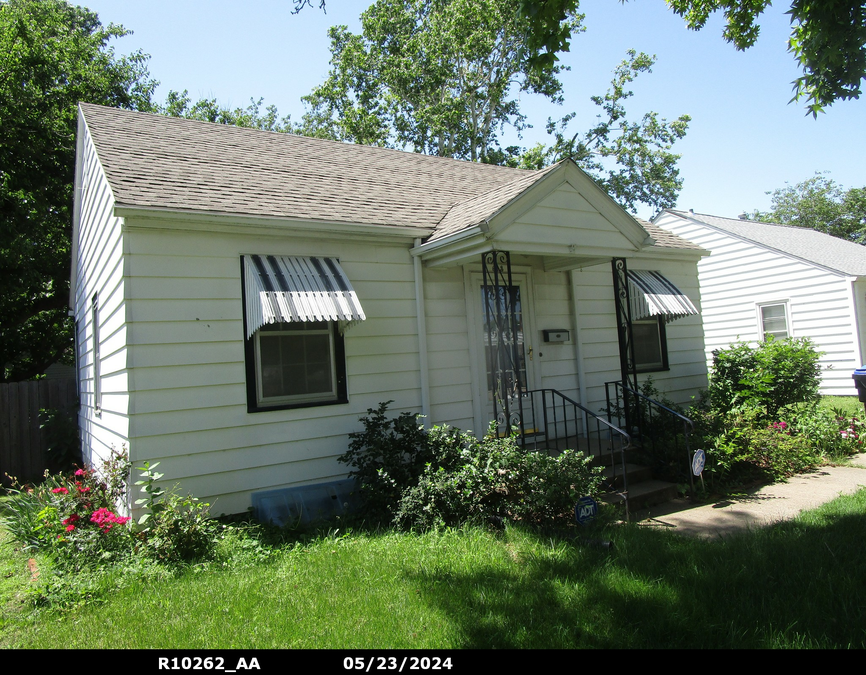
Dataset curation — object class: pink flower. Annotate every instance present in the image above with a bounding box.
[74,469,86,477]
[89,508,130,533]
[65,525,75,532]
[51,487,69,494]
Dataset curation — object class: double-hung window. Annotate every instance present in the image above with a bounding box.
[242,255,364,412]
[758,302,789,340]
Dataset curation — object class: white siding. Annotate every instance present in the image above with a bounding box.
[122,224,422,515]
[655,212,859,396]
[72,122,130,468]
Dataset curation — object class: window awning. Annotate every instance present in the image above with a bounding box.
[627,270,698,323]
[243,255,366,339]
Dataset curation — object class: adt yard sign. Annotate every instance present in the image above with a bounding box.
[575,496,598,525]
[692,449,706,477]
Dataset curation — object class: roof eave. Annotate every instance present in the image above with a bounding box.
[114,204,432,240]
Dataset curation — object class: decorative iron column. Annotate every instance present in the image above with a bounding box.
[611,257,639,395]
[481,251,525,440]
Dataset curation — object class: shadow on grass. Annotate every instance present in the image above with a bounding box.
[404,496,866,649]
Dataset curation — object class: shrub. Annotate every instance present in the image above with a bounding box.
[708,337,822,419]
[394,428,601,530]
[341,404,603,530]
[338,402,432,521]
[2,448,134,567]
[134,462,219,563]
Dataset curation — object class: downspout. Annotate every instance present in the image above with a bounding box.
[413,239,431,426]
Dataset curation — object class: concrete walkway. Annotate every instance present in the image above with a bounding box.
[635,453,866,539]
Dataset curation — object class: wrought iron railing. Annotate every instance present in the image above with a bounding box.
[505,388,632,518]
[604,381,696,497]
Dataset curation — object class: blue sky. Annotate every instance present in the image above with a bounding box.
[83,0,864,220]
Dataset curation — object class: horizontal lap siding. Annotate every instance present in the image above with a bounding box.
[656,214,858,396]
[74,126,130,468]
[423,268,474,430]
[125,226,421,515]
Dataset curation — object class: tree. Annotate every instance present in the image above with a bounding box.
[747,173,866,244]
[297,1,866,115]
[0,0,156,382]
[517,51,691,213]
[298,0,581,164]
[299,0,688,213]
[159,90,295,132]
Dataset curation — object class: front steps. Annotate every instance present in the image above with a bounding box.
[532,436,679,514]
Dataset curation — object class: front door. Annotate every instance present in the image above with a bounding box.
[469,272,536,435]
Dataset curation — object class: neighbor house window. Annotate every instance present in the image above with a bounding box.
[242,255,363,413]
[759,302,789,340]
[632,317,669,372]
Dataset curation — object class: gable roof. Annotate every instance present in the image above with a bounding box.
[78,103,698,253]
[79,103,528,234]
[662,209,866,276]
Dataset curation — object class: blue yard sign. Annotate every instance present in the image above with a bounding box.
[692,448,706,477]
[575,496,598,525]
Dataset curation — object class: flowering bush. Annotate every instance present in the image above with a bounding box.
[3,448,134,565]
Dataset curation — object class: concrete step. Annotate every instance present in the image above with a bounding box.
[602,479,679,512]
[601,462,653,489]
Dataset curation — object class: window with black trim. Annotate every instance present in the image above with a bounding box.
[759,302,789,340]
[633,317,669,372]
[244,321,347,412]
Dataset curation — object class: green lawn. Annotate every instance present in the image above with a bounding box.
[3,489,866,649]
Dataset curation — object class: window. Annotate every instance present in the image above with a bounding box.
[241,255,363,412]
[759,302,789,340]
[633,317,669,372]
[246,320,347,411]
[92,293,101,413]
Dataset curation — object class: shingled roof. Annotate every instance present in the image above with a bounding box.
[80,103,530,233]
[664,210,866,276]
[79,103,699,252]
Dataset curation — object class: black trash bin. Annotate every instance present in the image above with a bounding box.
[853,366,866,403]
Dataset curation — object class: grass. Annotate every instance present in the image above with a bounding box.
[819,395,864,418]
[3,489,866,649]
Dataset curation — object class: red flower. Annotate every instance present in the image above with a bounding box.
[51,487,69,494]
[65,525,75,532]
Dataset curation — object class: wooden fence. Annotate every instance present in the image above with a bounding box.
[0,379,78,486]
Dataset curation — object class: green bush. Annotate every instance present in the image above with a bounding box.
[708,337,822,419]
[338,402,433,522]
[134,462,219,563]
[341,404,602,529]
[1,447,134,568]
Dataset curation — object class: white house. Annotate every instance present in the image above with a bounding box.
[653,209,866,396]
[72,103,709,516]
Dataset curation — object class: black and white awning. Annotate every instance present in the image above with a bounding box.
[627,270,698,323]
[243,255,366,338]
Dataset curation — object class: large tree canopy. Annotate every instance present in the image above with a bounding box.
[299,0,689,212]
[298,0,581,164]
[297,0,866,115]
[747,174,866,244]
[518,50,690,213]
[0,0,156,381]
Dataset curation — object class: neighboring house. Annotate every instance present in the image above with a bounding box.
[654,209,866,396]
[72,103,708,516]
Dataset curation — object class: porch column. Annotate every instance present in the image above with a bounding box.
[611,258,639,394]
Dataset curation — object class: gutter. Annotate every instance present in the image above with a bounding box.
[414,238,431,425]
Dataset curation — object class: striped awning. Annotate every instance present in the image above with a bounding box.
[627,270,698,323]
[243,255,366,339]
